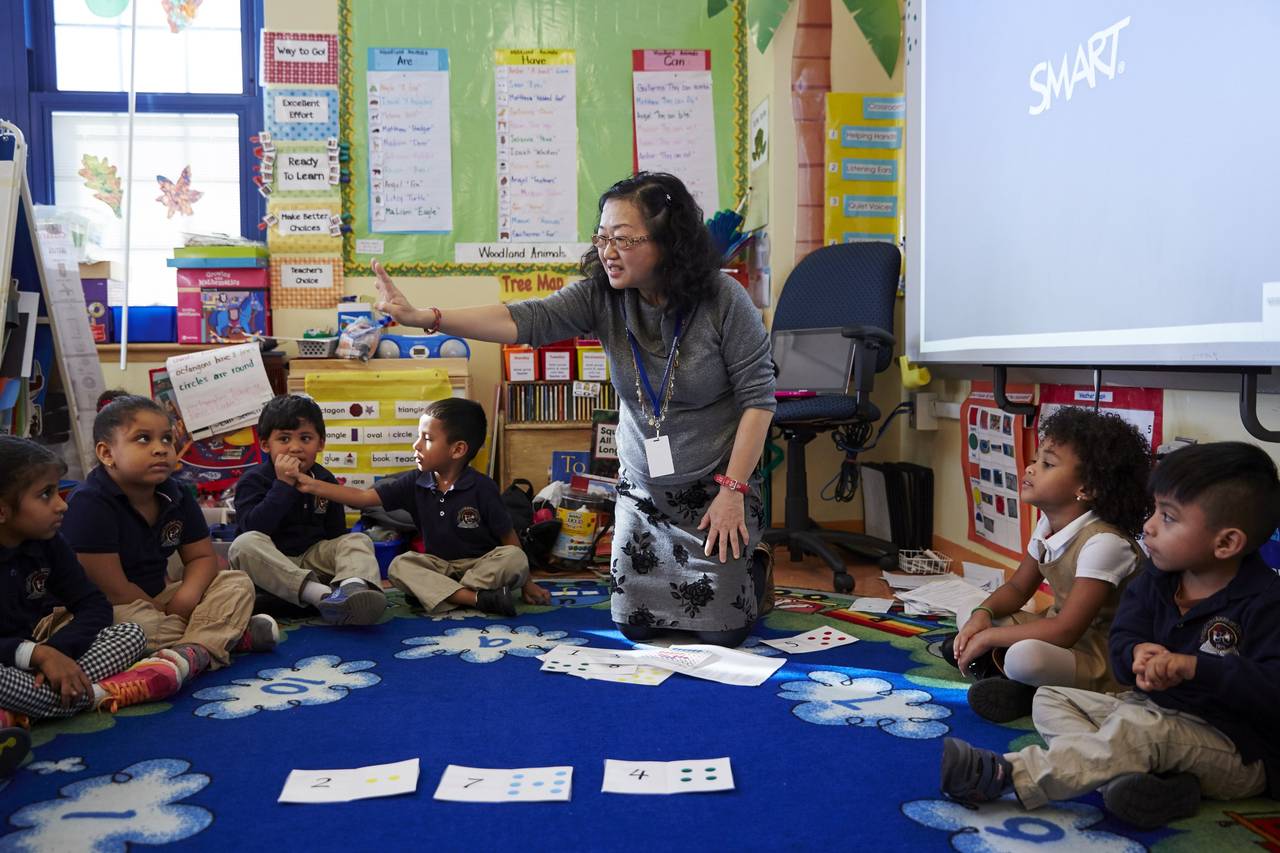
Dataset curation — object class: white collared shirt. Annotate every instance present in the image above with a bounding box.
[1027,509,1138,587]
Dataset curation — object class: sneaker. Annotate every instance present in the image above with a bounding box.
[0,709,29,730]
[940,736,1014,805]
[234,614,280,653]
[0,725,30,779]
[475,587,517,617]
[157,644,212,684]
[1103,772,1201,829]
[940,634,1001,680]
[968,677,1037,723]
[317,584,388,626]
[96,658,182,712]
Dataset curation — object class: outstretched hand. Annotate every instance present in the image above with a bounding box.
[372,259,422,327]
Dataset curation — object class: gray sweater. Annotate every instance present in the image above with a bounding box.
[507,274,775,486]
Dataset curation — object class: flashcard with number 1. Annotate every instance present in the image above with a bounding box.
[602,758,734,795]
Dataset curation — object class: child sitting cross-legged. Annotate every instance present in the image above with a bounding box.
[943,408,1152,721]
[941,441,1280,828]
[61,393,278,705]
[229,394,387,625]
[0,437,159,778]
[296,398,549,616]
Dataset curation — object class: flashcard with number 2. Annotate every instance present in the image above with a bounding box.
[278,758,419,803]
[433,764,573,802]
[602,758,734,795]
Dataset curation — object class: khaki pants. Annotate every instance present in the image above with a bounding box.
[387,546,528,612]
[229,531,382,606]
[1008,686,1267,809]
[113,570,255,669]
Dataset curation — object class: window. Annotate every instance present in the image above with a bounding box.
[26,0,263,306]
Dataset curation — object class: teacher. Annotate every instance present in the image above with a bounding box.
[373,172,776,646]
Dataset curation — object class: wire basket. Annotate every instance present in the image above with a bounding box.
[896,549,953,575]
[295,336,338,358]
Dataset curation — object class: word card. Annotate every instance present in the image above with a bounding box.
[848,597,895,614]
[602,758,735,795]
[761,627,859,653]
[278,758,418,803]
[434,765,572,803]
[634,644,785,687]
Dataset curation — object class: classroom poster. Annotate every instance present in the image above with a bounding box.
[632,50,720,215]
[495,50,578,242]
[960,381,1037,559]
[1037,385,1164,452]
[365,48,454,233]
[823,92,904,248]
[165,344,274,439]
[264,88,340,141]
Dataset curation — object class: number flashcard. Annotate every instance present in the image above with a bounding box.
[601,758,735,795]
[760,627,860,653]
[278,758,419,803]
[433,765,573,803]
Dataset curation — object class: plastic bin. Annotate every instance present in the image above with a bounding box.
[352,521,406,579]
[110,306,177,343]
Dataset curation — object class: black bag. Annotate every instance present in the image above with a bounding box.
[502,479,561,571]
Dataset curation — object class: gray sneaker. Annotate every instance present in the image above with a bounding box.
[318,584,388,626]
[1103,772,1200,829]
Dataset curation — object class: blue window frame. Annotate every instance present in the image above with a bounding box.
[15,0,264,242]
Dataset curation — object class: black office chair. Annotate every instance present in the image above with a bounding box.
[763,241,900,593]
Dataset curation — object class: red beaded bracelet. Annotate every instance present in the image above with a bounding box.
[714,473,749,495]
[424,306,442,334]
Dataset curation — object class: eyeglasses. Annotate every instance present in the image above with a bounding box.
[591,233,651,252]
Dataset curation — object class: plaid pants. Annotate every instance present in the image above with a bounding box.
[0,622,147,719]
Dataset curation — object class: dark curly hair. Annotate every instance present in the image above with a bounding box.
[578,171,720,318]
[1039,407,1152,536]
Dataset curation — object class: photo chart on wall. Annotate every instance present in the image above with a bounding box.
[632,49,720,215]
[960,382,1036,558]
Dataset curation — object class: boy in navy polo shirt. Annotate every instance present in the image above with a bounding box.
[297,398,547,616]
[229,395,386,626]
[941,442,1280,829]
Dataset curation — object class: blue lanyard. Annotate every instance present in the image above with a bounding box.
[620,300,684,424]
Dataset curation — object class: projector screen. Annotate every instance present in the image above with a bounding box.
[905,0,1280,366]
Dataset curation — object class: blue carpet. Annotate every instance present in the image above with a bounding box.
[0,582,1274,852]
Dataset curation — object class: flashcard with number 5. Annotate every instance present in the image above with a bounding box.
[761,627,859,653]
[602,757,734,795]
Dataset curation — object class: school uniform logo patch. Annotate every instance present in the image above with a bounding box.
[160,520,183,548]
[1199,617,1241,656]
[456,507,481,529]
[25,567,50,600]
[314,497,329,514]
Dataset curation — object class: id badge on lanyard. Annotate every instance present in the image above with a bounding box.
[623,302,683,479]
[644,435,675,477]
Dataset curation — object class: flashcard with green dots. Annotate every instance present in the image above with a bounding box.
[602,758,734,794]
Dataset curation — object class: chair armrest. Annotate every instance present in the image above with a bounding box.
[843,325,895,410]
[842,325,895,349]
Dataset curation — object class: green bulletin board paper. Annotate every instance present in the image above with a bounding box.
[339,0,746,276]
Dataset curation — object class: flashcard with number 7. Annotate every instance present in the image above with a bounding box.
[433,764,573,803]
[602,758,734,795]
[760,627,859,653]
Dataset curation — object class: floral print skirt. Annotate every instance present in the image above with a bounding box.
[609,469,767,633]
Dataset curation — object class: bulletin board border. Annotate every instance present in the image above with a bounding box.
[337,0,748,278]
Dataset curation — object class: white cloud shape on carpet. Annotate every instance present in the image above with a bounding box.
[901,797,1146,852]
[191,655,379,720]
[25,757,85,775]
[778,671,951,738]
[396,624,587,663]
[0,758,211,852]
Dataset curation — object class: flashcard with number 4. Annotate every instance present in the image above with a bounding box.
[602,758,734,795]
[760,627,859,653]
[278,758,419,803]
[433,765,573,803]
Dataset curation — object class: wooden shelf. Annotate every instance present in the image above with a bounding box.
[504,421,592,430]
[96,342,251,359]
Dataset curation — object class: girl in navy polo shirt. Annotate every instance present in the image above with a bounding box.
[62,394,277,701]
[0,437,153,778]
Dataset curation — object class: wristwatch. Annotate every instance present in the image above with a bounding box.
[713,473,750,495]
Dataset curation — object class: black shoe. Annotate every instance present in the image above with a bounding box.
[940,736,1014,805]
[1103,772,1201,829]
[940,634,1000,679]
[968,677,1037,723]
[475,587,517,617]
[0,726,31,779]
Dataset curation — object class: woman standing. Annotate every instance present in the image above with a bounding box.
[374,172,776,646]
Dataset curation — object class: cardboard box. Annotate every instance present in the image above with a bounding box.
[80,278,112,343]
[176,267,270,344]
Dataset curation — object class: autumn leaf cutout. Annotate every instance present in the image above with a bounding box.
[78,154,123,219]
[156,166,204,218]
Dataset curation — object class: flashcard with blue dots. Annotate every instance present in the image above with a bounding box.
[433,765,573,802]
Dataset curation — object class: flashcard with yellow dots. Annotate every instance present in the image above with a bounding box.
[278,758,419,803]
